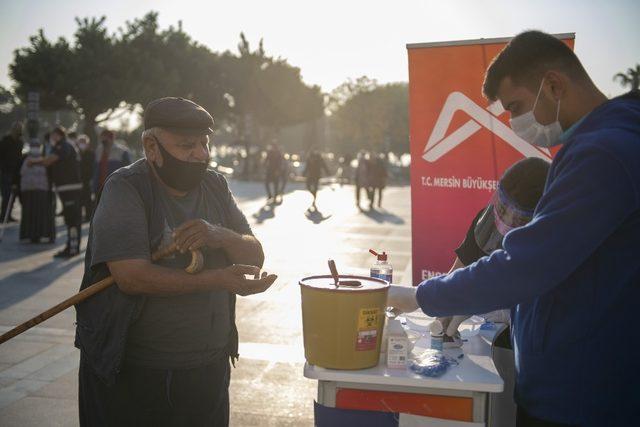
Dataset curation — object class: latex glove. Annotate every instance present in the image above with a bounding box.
[386,284,419,313]
[439,315,469,337]
[436,315,468,348]
[479,309,511,325]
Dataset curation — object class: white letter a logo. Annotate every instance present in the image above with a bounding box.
[423,92,552,162]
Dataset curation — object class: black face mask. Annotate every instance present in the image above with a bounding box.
[153,137,208,191]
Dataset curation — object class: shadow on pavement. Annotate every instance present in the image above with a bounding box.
[230,179,304,203]
[0,222,89,263]
[362,208,405,225]
[252,203,277,224]
[305,208,332,224]
[0,256,84,310]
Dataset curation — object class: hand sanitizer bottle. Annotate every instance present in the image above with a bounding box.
[369,249,393,283]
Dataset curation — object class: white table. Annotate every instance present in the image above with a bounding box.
[304,322,506,425]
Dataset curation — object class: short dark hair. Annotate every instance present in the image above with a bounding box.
[500,157,551,211]
[483,31,587,101]
[68,131,78,139]
[52,126,67,138]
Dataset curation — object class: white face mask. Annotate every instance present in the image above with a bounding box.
[509,78,563,148]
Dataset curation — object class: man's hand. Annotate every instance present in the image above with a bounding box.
[173,219,235,253]
[214,264,277,296]
[387,284,419,313]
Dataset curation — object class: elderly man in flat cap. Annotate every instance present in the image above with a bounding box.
[75,97,277,426]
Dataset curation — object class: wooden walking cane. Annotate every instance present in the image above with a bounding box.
[0,243,205,345]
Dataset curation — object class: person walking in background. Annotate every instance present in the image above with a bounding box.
[28,126,82,258]
[370,153,388,209]
[264,144,283,204]
[277,152,290,202]
[76,134,95,222]
[354,150,370,211]
[0,121,24,222]
[303,149,329,211]
[20,142,56,243]
[94,129,131,194]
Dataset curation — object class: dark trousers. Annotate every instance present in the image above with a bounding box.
[0,170,15,220]
[517,406,576,427]
[355,184,373,208]
[265,174,280,199]
[59,190,81,253]
[80,181,94,221]
[79,355,230,427]
[307,178,319,200]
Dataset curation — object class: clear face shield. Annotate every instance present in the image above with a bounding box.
[473,185,534,255]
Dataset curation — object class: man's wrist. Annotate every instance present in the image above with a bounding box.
[196,268,222,290]
[217,227,241,248]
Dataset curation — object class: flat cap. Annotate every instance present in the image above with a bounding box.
[144,97,214,136]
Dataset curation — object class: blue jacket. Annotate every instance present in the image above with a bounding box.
[416,92,640,425]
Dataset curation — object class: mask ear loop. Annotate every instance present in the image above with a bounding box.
[532,77,546,112]
[535,76,562,126]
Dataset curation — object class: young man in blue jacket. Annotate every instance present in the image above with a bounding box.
[388,31,640,426]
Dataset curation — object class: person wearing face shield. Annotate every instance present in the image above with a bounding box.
[75,97,277,426]
[436,157,550,349]
[388,31,640,426]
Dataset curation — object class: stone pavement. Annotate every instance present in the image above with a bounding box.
[0,180,412,426]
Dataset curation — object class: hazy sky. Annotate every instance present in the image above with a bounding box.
[0,0,638,96]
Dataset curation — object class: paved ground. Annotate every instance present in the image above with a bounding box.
[0,180,411,426]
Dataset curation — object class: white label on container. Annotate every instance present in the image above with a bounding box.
[387,337,408,369]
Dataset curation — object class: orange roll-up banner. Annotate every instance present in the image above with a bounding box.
[407,34,575,285]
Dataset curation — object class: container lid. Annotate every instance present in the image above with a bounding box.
[299,274,389,293]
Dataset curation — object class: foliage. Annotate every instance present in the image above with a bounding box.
[328,77,408,155]
[8,12,409,154]
[613,64,640,91]
[8,12,323,142]
[9,30,73,111]
[219,33,324,143]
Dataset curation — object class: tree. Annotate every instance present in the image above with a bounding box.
[67,16,126,134]
[220,33,323,139]
[328,77,408,156]
[0,85,16,114]
[9,12,323,150]
[118,12,227,118]
[613,65,640,91]
[9,30,73,111]
[219,33,324,176]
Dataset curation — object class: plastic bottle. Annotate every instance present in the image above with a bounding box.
[383,314,409,369]
[369,249,393,283]
[430,319,444,351]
